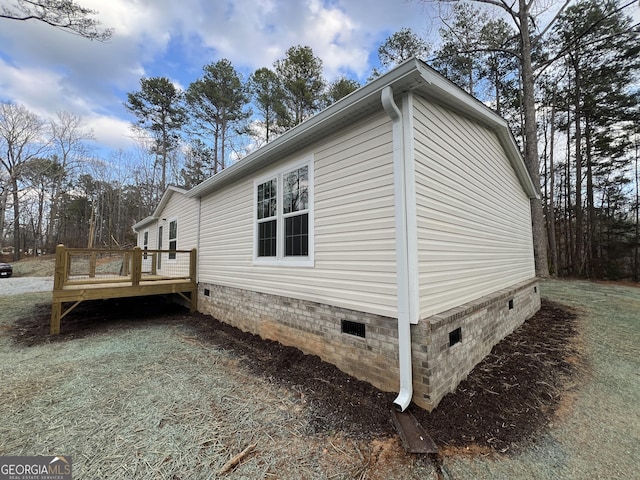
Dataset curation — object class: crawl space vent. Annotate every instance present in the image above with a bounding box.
[449,327,462,347]
[341,320,366,338]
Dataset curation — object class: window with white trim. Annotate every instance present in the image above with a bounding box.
[143,231,149,259]
[254,160,313,265]
[168,219,177,260]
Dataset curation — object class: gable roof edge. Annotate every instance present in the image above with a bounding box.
[412,61,539,200]
[132,185,189,232]
[186,58,539,200]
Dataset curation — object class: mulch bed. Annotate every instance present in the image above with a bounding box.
[9,297,579,455]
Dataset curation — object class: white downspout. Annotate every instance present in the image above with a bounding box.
[196,197,202,285]
[381,86,413,412]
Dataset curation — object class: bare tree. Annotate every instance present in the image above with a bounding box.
[423,0,583,277]
[0,0,112,40]
[46,111,94,249]
[0,103,48,260]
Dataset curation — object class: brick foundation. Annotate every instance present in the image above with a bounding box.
[197,279,540,411]
[411,279,540,409]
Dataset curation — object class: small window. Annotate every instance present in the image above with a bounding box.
[283,166,309,257]
[204,288,210,297]
[508,299,514,310]
[168,220,177,260]
[257,178,277,258]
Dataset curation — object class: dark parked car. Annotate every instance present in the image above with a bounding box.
[0,262,12,278]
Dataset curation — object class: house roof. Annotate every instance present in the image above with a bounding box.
[187,57,539,200]
[132,185,189,231]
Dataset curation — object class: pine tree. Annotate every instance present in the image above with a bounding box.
[125,77,186,194]
[274,46,325,127]
[186,59,250,174]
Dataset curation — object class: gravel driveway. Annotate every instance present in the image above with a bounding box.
[0,277,53,295]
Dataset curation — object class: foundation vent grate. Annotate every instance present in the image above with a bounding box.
[341,320,366,338]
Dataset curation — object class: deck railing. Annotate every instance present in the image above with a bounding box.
[51,244,198,335]
[53,244,197,290]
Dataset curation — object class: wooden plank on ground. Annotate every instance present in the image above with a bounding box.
[391,409,438,454]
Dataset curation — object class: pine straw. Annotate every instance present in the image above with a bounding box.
[1,324,308,478]
[0,313,434,479]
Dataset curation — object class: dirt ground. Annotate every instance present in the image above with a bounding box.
[8,294,578,459]
[4,275,638,479]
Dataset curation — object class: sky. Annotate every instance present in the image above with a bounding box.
[0,0,443,156]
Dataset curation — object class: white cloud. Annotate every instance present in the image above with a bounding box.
[85,115,137,151]
[0,0,438,157]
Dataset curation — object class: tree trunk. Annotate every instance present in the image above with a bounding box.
[634,130,639,281]
[572,56,584,277]
[585,116,597,278]
[565,122,574,276]
[548,92,559,276]
[0,186,7,249]
[518,0,549,277]
[11,177,20,261]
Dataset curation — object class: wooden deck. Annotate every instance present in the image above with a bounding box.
[51,244,197,334]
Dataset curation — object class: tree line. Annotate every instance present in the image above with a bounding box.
[125,45,361,195]
[1,0,639,282]
[0,46,360,259]
[405,0,639,281]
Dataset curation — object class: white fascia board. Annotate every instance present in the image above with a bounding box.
[133,185,189,233]
[185,57,538,201]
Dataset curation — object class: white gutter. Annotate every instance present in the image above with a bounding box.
[381,85,413,412]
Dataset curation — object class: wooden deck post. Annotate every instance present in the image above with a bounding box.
[50,244,66,335]
[89,251,97,278]
[151,252,157,275]
[122,252,130,276]
[132,247,142,286]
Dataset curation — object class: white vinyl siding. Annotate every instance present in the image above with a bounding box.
[198,112,398,317]
[158,194,198,251]
[413,95,535,318]
[154,191,198,276]
[137,226,157,249]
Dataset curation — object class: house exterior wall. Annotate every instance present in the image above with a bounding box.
[130,62,543,412]
[198,282,402,395]
[159,192,199,251]
[138,225,158,273]
[198,111,399,318]
[413,95,536,319]
[136,191,199,277]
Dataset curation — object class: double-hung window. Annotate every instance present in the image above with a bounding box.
[168,219,177,260]
[255,159,313,266]
[142,231,149,259]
